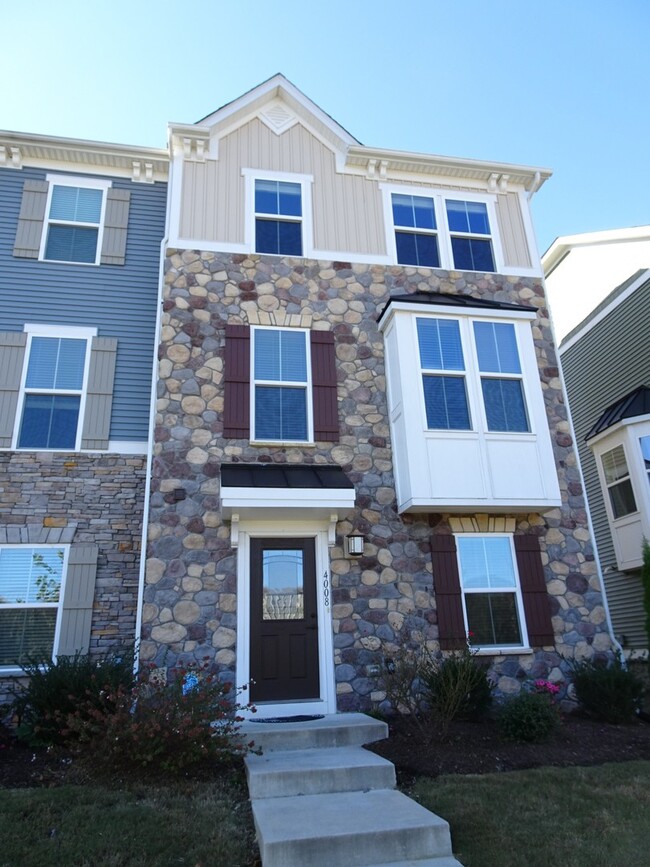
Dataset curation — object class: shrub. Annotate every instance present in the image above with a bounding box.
[420,646,493,736]
[63,663,253,776]
[11,648,135,745]
[569,655,644,723]
[498,691,559,742]
[381,645,427,721]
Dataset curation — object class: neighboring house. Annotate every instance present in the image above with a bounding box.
[542,226,650,343]
[546,255,650,654]
[0,132,168,704]
[142,75,613,717]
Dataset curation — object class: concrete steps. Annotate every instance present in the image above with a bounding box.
[241,713,463,867]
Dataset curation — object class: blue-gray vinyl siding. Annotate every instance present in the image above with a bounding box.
[561,282,650,650]
[0,166,166,442]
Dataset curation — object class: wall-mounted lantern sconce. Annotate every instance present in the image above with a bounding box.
[345,535,365,557]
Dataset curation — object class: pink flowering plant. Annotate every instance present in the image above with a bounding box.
[533,679,562,698]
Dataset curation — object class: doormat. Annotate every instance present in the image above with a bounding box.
[255,715,325,724]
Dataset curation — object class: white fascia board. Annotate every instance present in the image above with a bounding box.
[221,486,356,520]
[193,74,360,147]
[347,145,551,191]
[378,302,536,332]
[0,130,168,179]
[542,226,650,276]
[559,269,650,353]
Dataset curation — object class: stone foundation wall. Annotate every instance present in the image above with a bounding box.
[144,250,612,710]
[0,452,146,709]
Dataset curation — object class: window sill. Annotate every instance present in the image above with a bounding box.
[249,441,316,448]
[0,667,27,677]
[473,646,533,656]
[39,258,99,266]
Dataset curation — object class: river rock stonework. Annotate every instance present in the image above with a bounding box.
[144,250,612,710]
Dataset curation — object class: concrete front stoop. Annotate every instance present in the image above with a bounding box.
[241,713,463,867]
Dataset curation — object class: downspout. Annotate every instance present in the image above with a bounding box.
[133,159,174,675]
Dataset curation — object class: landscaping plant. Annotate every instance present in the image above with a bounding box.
[63,662,254,775]
[419,640,493,736]
[11,647,135,745]
[569,653,644,723]
[498,687,559,742]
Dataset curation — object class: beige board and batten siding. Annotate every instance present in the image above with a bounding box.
[179,117,532,267]
[180,118,385,256]
[561,284,650,649]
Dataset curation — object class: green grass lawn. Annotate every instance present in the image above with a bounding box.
[412,760,650,867]
[2,762,649,867]
[0,769,259,867]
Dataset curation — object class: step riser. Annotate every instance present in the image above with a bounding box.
[247,762,396,798]
[257,824,453,867]
[243,722,388,752]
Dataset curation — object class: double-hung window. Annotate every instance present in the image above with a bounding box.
[640,436,650,488]
[601,445,637,519]
[457,535,525,648]
[15,326,94,450]
[392,194,440,267]
[255,179,303,256]
[387,187,498,273]
[446,200,495,272]
[417,318,470,430]
[41,177,110,265]
[473,321,529,432]
[0,546,66,668]
[253,328,310,441]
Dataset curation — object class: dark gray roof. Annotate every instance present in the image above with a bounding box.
[220,464,355,489]
[585,386,650,441]
[377,291,533,323]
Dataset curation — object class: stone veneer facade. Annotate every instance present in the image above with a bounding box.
[0,453,146,707]
[143,250,612,711]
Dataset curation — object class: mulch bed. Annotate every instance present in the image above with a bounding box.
[367,712,650,780]
[2,713,650,789]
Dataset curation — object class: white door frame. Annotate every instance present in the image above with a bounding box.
[235,518,337,718]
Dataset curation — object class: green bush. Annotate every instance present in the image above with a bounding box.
[498,691,559,742]
[63,664,253,775]
[11,648,135,745]
[569,655,644,723]
[420,648,493,735]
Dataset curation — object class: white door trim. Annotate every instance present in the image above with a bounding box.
[235,518,336,718]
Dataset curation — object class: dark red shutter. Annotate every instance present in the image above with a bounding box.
[223,325,250,438]
[431,535,467,650]
[310,331,339,442]
[514,535,555,647]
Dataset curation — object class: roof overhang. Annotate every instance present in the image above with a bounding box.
[0,130,168,182]
[377,291,537,329]
[220,464,356,545]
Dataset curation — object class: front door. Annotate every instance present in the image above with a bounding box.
[249,537,320,703]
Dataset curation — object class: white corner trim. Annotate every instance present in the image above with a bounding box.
[0,145,22,168]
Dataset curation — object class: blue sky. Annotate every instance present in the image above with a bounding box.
[3,0,648,253]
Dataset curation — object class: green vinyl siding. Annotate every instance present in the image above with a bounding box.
[561,278,650,649]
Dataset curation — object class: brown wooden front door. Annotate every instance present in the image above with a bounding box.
[249,537,320,703]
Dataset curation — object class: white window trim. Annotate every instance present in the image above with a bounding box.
[0,543,70,674]
[12,324,97,452]
[600,442,638,521]
[412,313,535,438]
[235,521,337,718]
[39,174,112,266]
[455,532,530,653]
[380,183,505,273]
[242,168,314,258]
[250,325,314,445]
